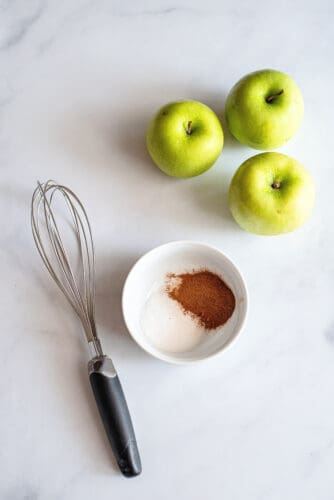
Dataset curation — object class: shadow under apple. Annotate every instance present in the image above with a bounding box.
[189,164,236,232]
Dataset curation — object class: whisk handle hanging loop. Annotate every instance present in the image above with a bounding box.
[88,356,142,477]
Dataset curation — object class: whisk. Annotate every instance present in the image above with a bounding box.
[31,180,141,477]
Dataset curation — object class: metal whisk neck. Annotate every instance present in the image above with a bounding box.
[88,338,104,358]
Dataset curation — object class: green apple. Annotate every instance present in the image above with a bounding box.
[229,152,315,235]
[225,69,304,150]
[146,100,224,178]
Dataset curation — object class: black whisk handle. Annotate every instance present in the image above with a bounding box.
[88,356,141,477]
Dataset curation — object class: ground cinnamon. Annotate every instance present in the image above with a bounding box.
[166,269,235,330]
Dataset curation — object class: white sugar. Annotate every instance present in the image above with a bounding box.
[140,280,205,354]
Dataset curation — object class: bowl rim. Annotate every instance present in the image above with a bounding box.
[121,240,248,365]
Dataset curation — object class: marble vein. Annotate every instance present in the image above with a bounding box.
[116,6,202,17]
[0,1,44,51]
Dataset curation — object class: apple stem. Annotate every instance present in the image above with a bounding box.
[272,181,281,189]
[186,121,193,135]
[266,89,284,103]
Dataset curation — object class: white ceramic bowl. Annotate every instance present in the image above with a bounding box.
[122,241,248,364]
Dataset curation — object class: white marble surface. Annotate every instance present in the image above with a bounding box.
[0,0,333,498]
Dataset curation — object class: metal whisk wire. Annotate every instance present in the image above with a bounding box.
[31,180,98,344]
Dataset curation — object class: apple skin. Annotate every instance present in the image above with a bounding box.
[229,152,315,235]
[146,100,224,178]
[225,69,304,150]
